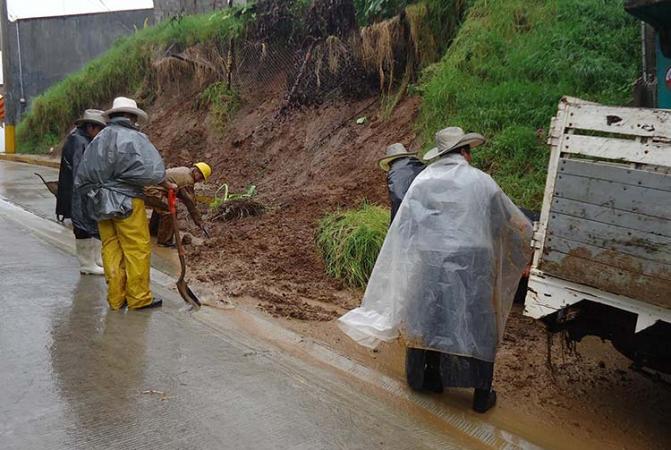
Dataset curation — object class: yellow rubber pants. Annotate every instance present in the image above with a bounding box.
[98,198,153,310]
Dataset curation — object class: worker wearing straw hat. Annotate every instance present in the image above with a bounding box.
[75,97,177,311]
[378,143,425,223]
[57,109,107,275]
[340,127,533,413]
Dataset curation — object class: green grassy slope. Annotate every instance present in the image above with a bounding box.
[16,9,250,153]
[416,0,639,209]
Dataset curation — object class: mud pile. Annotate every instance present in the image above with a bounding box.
[145,59,420,320]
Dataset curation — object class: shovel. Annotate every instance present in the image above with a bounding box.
[35,173,59,196]
[168,188,202,309]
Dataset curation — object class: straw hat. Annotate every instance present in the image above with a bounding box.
[74,109,106,128]
[104,97,149,123]
[422,127,485,161]
[378,143,418,172]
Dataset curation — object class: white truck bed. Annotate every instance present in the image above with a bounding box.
[524,97,671,332]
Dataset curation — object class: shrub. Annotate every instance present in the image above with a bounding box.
[199,82,241,132]
[316,203,389,289]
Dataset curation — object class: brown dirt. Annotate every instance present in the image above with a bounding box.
[145,77,418,321]
[143,66,670,449]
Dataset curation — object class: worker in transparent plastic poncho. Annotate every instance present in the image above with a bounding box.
[339,128,533,413]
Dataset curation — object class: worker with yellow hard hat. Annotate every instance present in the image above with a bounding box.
[144,162,212,246]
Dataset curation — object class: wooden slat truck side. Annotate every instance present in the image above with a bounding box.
[524,97,671,373]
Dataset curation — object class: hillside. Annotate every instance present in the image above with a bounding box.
[417,0,639,209]
[16,0,641,299]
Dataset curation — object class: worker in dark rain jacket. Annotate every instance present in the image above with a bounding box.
[56,109,107,275]
[378,143,426,223]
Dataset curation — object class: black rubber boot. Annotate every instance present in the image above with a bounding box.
[135,298,163,310]
[472,389,497,413]
[422,369,444,394]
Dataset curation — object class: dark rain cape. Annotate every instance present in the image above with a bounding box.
[387,157,425,222]
[56,127,90,221]
[339,153,533,363]
[73,118,166,236]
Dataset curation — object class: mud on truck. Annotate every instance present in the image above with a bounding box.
[524,97,671,376]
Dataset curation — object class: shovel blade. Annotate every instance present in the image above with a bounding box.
[177,280,202,309]
[34,173,59,196]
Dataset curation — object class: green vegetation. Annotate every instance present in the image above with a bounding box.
[209,183,257,210]
[316,204,389,289]
[318,0,639,287]
[17,8,251,153]
[415,0,639,209]
[199,81,241,132]
[354,0,408,24]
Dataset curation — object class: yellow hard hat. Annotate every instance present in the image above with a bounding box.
[194,162,212,181]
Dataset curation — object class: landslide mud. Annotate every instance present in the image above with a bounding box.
[143,57,670,449]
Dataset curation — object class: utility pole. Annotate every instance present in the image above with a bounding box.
[0,0,16,152]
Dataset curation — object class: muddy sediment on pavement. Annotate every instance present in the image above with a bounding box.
[258,303,671,450]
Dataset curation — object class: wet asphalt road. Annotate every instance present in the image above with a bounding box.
[0,160,470,449]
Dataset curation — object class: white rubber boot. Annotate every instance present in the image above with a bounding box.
[76,239,104,275]
[93,239,104,268]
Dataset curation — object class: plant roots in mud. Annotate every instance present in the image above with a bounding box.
[210,199,266,222]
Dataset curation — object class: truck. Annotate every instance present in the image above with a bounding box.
[524,96,671,375]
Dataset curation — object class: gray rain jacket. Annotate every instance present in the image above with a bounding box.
[73,118,165,235]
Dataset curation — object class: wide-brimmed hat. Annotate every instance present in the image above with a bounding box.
[74,109,107,128]
[378,143,417,172]
[422,127,485,161]
[104,97,149,123]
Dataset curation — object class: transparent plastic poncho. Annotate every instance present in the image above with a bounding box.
[339,154,533,362]
[73,120,165,235]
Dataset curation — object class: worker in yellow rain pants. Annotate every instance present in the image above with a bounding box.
[74,97,176,311]
[98,198,153,310]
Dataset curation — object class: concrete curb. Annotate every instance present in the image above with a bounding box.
[0,153,60,169]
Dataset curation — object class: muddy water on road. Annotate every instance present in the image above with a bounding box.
[208,293,671,450]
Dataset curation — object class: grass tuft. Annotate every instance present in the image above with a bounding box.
[316,203,389,289]
[198,81,241,132]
